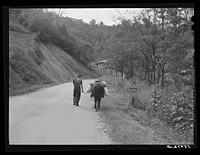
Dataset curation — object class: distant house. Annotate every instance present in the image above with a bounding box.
[93,60,107,67]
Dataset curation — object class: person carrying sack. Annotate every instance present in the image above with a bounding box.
[73,74,83,106]
[86,79,108,98]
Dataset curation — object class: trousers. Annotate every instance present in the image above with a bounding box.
[73,87,81,105]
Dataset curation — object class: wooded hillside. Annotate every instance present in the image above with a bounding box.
[9,9,102,96]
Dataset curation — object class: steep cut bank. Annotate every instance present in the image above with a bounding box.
[9,30,101,96]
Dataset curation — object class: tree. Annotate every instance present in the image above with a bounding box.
[98,21,104,26]
[82,44,95,63]
[89,19,96,26]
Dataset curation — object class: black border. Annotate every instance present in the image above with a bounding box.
[5,3,194,8]
[4,2,197,152]
[3,6,10,153]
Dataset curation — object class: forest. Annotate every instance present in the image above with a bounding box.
[9,8,194,135]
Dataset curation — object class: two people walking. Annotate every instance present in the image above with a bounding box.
[72,74,108,106]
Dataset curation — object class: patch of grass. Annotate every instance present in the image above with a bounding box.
[99,91,169,144]
[9,48,52,85]
[9,83,58,97]
[9,20,30,34]
[9,66,25,90]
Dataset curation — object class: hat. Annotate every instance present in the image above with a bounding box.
[95,79,100,82]
[77,74,82,77]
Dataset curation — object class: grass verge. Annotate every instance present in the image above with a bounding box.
[97,75,194,144]
[9,83,59,97]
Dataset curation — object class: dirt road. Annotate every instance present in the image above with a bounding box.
[9,80,112,144]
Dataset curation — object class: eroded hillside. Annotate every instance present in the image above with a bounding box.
[9,30,101,96]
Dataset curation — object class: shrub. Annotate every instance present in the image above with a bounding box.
[149,85,194,133]
[9,20,30,33]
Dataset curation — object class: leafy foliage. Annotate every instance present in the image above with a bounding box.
[149,86,194,133]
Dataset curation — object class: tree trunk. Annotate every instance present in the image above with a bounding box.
[143,63,146,80]
[144,66,146,81]
[147,67,149,82]
[161,67,165,89]
[131,61,134,79]
[121,65,124,78]
[144,64,148,81]
[157,68,161,84]
[153,59,156,84]
[150,68,153,84]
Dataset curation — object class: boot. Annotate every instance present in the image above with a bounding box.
[73,97,77,105]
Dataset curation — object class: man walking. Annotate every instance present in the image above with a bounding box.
[73,74,83,106]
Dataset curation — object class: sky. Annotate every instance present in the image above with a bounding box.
[48,8,143,26]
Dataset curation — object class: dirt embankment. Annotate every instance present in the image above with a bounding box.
[9,30,101,96]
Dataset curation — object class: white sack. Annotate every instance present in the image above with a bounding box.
[86,85,92,93]
[101,81,108,87]
[104,87,108,96]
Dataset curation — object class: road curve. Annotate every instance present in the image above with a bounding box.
[9,80,112,144]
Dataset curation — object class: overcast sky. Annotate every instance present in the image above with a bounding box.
[48,8,143,26]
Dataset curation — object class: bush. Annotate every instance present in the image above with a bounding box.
[9,20,30,33]
[149,85,194,133]
[27,14,75,56]
[28,15,56,43]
